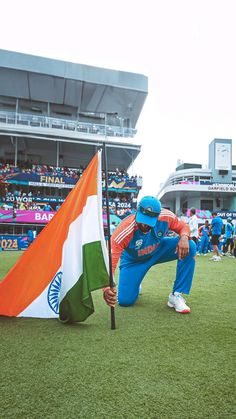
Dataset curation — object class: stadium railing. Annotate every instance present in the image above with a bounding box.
[0,111,137,138]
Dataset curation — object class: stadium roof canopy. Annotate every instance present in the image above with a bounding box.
[0,49,148,128]
[0,49,148,171]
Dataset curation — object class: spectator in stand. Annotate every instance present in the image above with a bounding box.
[131,195,138,209]
[12,203,17,220]
[222,218,235,257]
[188,208,199,245]
[113,196,120,204]
[3,202,10,210]
[56,203,61,211]
[43,202,53,211]
[197,220,210,256]
[13,189,20,197]
[19,202,27,210]
[209,212,223,261]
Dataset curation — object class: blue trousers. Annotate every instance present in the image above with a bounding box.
[199,236,209,254]
[118,237,196,306]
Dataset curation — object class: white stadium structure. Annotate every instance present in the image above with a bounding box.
[0,49,148,248]
[157,138,236,223]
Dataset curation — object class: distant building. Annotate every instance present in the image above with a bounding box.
[157,139,236,220]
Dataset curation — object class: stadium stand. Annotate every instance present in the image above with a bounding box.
[0,50,147,250]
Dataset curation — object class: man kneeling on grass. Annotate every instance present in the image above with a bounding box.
[103,196,196,314]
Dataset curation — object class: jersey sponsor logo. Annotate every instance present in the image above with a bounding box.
[137,243,158,256]
[157,231,163,237]
[135,239,143,250]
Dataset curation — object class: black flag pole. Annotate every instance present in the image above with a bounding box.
[102,142,116,330]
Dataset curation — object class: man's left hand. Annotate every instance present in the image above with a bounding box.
[176,236,190,259]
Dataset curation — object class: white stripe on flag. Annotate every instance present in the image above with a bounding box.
[19,195,108,317]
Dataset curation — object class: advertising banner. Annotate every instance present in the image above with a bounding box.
[2,172,77,187]
[216,211,236,219]
[1,172,138,190]
[186,209,212,219]
[0,210,55,224]
[186,208,236,220]
[102,198,133,209]
[0,235,29,251]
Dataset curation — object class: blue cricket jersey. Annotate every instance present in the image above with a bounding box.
[211,216,223,235]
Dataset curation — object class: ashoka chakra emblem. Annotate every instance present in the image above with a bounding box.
[48,272,62,314]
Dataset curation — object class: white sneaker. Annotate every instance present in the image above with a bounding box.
[213,256,221,262]
[167,292,191,314]
[210,255,220,261]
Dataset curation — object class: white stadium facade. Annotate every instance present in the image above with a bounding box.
[0,49,148,249]
[157,138,236,223]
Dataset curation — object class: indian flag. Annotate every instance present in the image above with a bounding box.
[0,150,110,322]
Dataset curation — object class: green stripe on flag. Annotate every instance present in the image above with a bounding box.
[59,241,110,323]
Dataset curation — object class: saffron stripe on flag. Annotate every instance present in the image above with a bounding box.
[0,151,109,321]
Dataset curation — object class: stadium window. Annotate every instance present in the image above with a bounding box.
[201,200,213,211]
[219,170,228,175]
[51,104,76,119]
[0,224,12,235]
[182,201,188,214]
[14,225,23,235]
[18,99,46,115]
[54,111,72,117]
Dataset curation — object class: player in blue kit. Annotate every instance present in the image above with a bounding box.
[103,196,196,314]
[198,220,210,255]
[223,217,235,257]
[209,212,223,261]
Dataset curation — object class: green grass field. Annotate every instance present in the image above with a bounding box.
[0,251,235,419]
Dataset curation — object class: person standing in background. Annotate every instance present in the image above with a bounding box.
[110,221,117,235]
[188,208,199,245]
[198,220,210,255]
[223,218,235,257]
[209,212,223,261]
[27,229,34,246]
[233,224,236,258]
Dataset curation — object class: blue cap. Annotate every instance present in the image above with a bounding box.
[136,196,161,227]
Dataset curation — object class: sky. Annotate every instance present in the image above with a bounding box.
[1,0,236,197]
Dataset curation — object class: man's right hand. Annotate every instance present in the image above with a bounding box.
[103,287,117,307]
